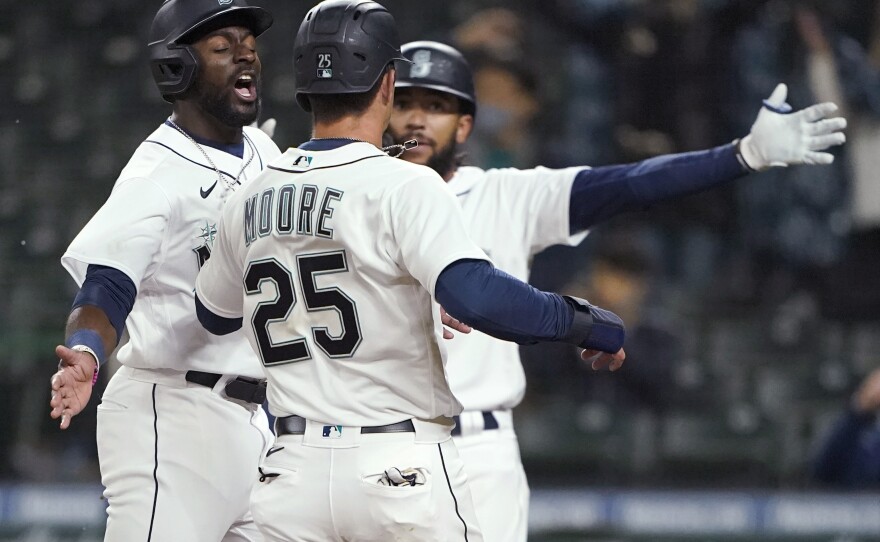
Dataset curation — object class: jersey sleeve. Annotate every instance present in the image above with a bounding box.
[61,177,171,288]
[194,200,245,318]
[493,166,589,256]
[387,173,490,297]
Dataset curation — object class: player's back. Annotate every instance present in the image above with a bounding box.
[222,141,475,426]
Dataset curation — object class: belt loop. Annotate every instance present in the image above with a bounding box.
[482,411,499,430]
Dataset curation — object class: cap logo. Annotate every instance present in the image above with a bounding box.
[218,0,234,4]
[317,53,333,79]
[410,50,433,79]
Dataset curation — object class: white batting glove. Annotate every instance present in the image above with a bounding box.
[738,83,847,171]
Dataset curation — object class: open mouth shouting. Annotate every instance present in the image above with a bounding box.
[234,73,257,103]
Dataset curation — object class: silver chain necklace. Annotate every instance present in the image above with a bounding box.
[167,118,256,192]
[309,136,418,158]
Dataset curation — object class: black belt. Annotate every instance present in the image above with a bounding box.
[185,370,267,405]
[451,411,499,436]
[275,415,415,436]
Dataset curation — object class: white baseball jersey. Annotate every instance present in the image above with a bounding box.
[444,165,588,412]
[196,142,490,425]
[62,123,281,378]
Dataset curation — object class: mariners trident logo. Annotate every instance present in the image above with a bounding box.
[193,221,217,269]
[410,50,433,78]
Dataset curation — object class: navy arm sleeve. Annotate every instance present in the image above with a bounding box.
[569,143,747,233]
[72,264,137,342]
[435,259,624,352]
[812,409,880,488]
[195,293,243,336]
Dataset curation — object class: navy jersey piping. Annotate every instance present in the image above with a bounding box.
[145,140,238,181]
[267,154,385,174]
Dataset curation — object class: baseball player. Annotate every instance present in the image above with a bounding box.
[193,1,626,540]
[386,41,848,541]
[48,1,280,540]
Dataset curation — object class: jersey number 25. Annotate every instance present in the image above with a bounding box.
[244,250,362,366]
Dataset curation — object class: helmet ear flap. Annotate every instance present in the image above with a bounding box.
[149,44,199,103]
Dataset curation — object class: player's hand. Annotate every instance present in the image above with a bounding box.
[581,348,626,372]
[49,345,96,430]
[440,307,472,340]
[252,118,277,139]
[739,83,846,171]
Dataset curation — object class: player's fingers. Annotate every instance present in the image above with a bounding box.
[804,151,835,165]
[55,344,71,360]
[808,132,846,150]
[764,83,788,107]
[800,102,838,122]
[440,310,471,334]
[442,328,453,340]
[591,353,614,371]
[608,349,626,372]
[50,403,65,419]
[806,117,847,135]
[580,349,599,361]
[60,413,71,430]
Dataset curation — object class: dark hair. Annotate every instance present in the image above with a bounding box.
[308,63,394,124]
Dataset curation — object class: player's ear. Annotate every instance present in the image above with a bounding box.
[455,114,474,145]
[379,67,396,107]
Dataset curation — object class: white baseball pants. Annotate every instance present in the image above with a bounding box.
[97,366,273,541]
[250,417,483,541]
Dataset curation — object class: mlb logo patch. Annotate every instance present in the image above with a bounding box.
[322,425,343,438]
[291,155,313,168]
[317,69,333,79]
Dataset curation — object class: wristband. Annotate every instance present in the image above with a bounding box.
[562,296,626,353]
[733,138,757,173]
[65,329,105,385]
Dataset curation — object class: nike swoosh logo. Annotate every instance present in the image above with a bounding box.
[266,446,285,457]
[200,180,218,199]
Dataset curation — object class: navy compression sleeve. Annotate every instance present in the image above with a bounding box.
[435,259,624,352]
[195,293,243,335]
[72,265,137,341]
[569,143,746,233]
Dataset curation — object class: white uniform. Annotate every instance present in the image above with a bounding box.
[196,141,488,541]
[62,123,281,542]
[444,165,588,542]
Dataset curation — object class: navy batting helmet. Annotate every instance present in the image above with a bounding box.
[397,41,476,117]
[149,0,273,103]
[293,0,408,112]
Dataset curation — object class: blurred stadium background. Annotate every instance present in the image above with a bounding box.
[2,0,880,540]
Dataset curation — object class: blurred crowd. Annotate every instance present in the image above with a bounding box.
[2,0,880,489]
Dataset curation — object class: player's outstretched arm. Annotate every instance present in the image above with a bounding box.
[565,84,847,235]
[435,259,626,370]
[738,83,847,170]
[50,306,118,430]
[50,265,133,429]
